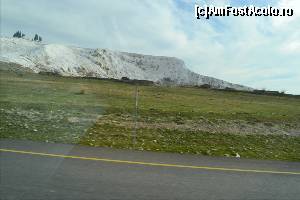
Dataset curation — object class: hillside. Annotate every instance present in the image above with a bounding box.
[0,37,252,91]
[1,62,299,161]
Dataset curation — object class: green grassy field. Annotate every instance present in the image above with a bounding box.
[1,62,300,161]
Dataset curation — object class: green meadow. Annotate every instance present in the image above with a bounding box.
[1,62,299,161]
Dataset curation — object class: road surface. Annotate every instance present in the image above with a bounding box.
[0,139,299,200]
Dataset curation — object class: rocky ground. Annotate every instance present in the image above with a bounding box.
[94,114,300,136]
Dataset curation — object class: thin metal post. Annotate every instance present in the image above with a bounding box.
[133,83,138,146]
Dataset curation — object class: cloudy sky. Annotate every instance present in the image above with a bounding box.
[1,0,300,94]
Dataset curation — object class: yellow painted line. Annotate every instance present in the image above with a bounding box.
[0,148,299,175]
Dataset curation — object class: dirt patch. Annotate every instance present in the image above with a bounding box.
[0,104,102,143]
[95,114,300,136]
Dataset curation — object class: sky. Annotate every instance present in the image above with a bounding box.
[1,0,300,94]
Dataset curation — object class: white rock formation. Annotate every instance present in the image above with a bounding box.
[0,37,252,91]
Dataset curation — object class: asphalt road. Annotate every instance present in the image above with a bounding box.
[0,139,300,200]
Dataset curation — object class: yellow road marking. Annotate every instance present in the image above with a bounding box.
[0,148,299,175]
